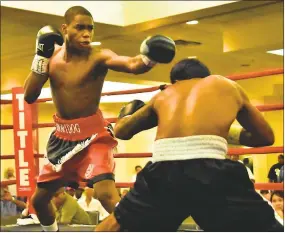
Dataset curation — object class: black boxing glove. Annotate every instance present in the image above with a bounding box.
[140,35,176,67]
[31,25,64,75]
[118,100,145,119]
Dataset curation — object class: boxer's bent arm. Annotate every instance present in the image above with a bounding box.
[99,49,152,74]
[24,72,49,104]
[115,103,158,140]
[236,85,274,147]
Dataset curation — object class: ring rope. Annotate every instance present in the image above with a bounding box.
[0,68,283,105]
[0,104,283,130]
[0,179,282,190]
[0,146,283,160]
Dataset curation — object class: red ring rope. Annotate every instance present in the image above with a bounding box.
[0,179,282,190]
[1,146,283,160]
[0,68,283,105]
[0,103,283,130]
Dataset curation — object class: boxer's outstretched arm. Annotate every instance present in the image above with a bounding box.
[236,84,275,147]
[99,49,152,74]
[24,72,49,104]
[115,101,158,140]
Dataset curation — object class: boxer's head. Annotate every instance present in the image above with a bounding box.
[62,6,94,52]
[170,58,210,84]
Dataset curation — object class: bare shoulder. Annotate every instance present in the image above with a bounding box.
[91,48,115,62]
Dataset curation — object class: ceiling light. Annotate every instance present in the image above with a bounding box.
[267,49,283,56]
[91,42,101,46]
[186,20,199,25]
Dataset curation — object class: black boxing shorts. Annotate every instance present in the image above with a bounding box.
[114,136,282,231]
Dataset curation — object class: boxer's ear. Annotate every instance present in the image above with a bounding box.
[61,24,67,35]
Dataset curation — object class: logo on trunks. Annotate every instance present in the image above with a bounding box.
[55,123,81,134]
[85,164,94,179]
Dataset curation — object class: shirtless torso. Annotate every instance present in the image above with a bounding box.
[49,46,108,119]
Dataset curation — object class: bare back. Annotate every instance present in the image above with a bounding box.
[49,46,107,119]
[153,75,243,140]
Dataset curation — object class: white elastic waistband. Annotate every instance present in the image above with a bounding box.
[152,135,228,162]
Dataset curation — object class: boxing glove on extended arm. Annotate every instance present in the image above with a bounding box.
[118,100,146,119]
[31,25,64,75]
[140,35,176,67]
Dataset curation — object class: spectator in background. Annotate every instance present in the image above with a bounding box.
[75,188,84,200]
[243,157,253,173]
[278,165,284,183]
[131,165,143,182]
[65,187,76,198]
[78,187,109,221]
[1,187,27,217]
[230,155,255,183]
[121,189,129,198]
[270,191,284,219]
[3,167,17,196]
[268,154,284,183]
[260,190,271,202]
[52,187,91,225]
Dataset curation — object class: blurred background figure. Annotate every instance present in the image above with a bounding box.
[75,188,84,200]
[52,187,90,225]
[1,187,27,217]
[268,154,284,183]
[3,167,17,196]
[121,189,129,198]
[65,187,76,198]
[260,190,271,202]
[131,165,142,182]
[270,191,284,219]
[230,155,255,183]
[78,187,109,221]
[243,157,253,173]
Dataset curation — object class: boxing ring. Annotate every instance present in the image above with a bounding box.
[0,68,284,231]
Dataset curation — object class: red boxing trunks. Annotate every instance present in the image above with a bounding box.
[37,109,118,188]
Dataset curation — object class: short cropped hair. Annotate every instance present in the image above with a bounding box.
[170,58,211,84]
[64,6,93,25]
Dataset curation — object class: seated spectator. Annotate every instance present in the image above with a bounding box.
[75,188,84,200]
[131,165,143,182]
[77,187,109,221]
[268,154,284,183]
[278,166,284,183]
[270,191,284,220]
[260,190,271,202]
[52,187,91,225]
[243,157,253,173]
[65,187,76,198]
[230,155,255,183]
[121,189,129,198]
[3,167,17,196]
[1,187,27,217]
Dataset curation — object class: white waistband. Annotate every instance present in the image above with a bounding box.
[152,135,228,162]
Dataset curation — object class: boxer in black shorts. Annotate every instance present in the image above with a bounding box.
[95,58,283,231]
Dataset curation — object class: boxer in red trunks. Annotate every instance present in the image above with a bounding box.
[23,6,175,232]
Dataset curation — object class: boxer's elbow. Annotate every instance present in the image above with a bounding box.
[263,131,275,146]
[114,126,132,140]
[24,92,38,104]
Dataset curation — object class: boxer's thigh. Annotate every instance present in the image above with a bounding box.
[76,143,115,183]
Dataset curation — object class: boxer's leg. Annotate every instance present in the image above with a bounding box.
[77,142,120,213]
[31,180,64,231]
[93,179,120,213]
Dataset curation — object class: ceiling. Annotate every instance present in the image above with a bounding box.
[1,1,283,105]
